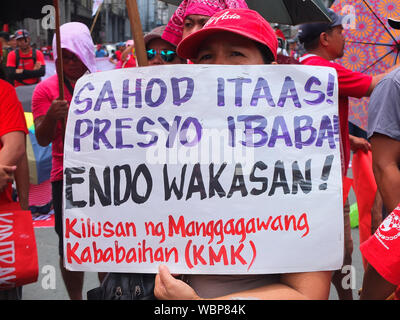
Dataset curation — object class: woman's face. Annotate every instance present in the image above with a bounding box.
[61,49,87,81]
[194,32,265,65]
[183,14,210,39]
[146,38,185,65]
[16,37,30,51]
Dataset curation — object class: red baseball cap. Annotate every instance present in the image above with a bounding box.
[177,8,278,61]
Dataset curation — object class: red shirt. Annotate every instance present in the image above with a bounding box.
[122,55,136,68]
[0,79,28,205]
[6,48,46,87]
[32,75,73,182]
[115,50,122,61]
[300,54,372,174]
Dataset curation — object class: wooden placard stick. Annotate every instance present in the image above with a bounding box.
[53,0,66,141]
[53,0,64,100]
[90,2,103,34]
[125,0,148,67]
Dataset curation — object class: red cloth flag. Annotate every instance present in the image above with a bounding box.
[351,150,377,269]
[0,203,38,289]
[360,205,400,286]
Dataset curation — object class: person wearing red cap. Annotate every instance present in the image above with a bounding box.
[6,29,46,87]
[154,9,332,300]
[176,9,278,64]
[298,9,400,300]
[0,77,29,300]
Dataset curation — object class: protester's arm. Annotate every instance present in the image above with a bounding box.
[154,265,331,300]
[371,190,383,233]
[0,165,16,193]
[5,66,18,81]
[109,55,117,64]
[366,64,400,96]
[0,131,29,208]
[370,133,400,213]
[121,45,134,62]
[13,150,29,210]
[360,135,400,300]
[361,262,397,300]
[0,131,26,165]
[349,134,371,153]
[34,99,69,147]
[8,65,45,80]
[18,65,45,78]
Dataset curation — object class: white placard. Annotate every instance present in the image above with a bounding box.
[63,64,343,274]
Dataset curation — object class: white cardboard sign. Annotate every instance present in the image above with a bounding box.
[63,64,343,274]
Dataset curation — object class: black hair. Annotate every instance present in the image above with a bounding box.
[254,41,275,64]
[0,31,10,42]
[303,27,333,51]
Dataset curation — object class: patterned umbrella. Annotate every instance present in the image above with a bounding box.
[160,0,332,25]
[331,0,400,130]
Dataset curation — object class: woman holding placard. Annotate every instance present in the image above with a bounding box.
[154,8,332,300]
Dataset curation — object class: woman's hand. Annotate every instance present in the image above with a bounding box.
[154,265,201,300]
[0,164,16,192]
[47,99,69,121]
[349,135,371,153]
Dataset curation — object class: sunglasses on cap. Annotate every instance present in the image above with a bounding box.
[147,49,177,62]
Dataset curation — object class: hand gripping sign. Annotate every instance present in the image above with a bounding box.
[63,64,343,274]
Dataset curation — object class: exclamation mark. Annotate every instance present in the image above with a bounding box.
[217,77,225,106]
[326,73,335,105]
[319,155,334,190]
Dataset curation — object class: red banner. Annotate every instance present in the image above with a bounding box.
[0,204,38,289]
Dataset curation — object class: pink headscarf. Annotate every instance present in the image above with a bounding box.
[52,22,97,74]
[162,0,248,46]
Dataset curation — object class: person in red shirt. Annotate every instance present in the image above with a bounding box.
[6,29,46,87]
[0,79,29,210]
[298,9,400,300]
[108,42,126,68]
[153,9,332,300]
[0,78,29,300]
[120,40,137,68]
[32,22,104,301]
